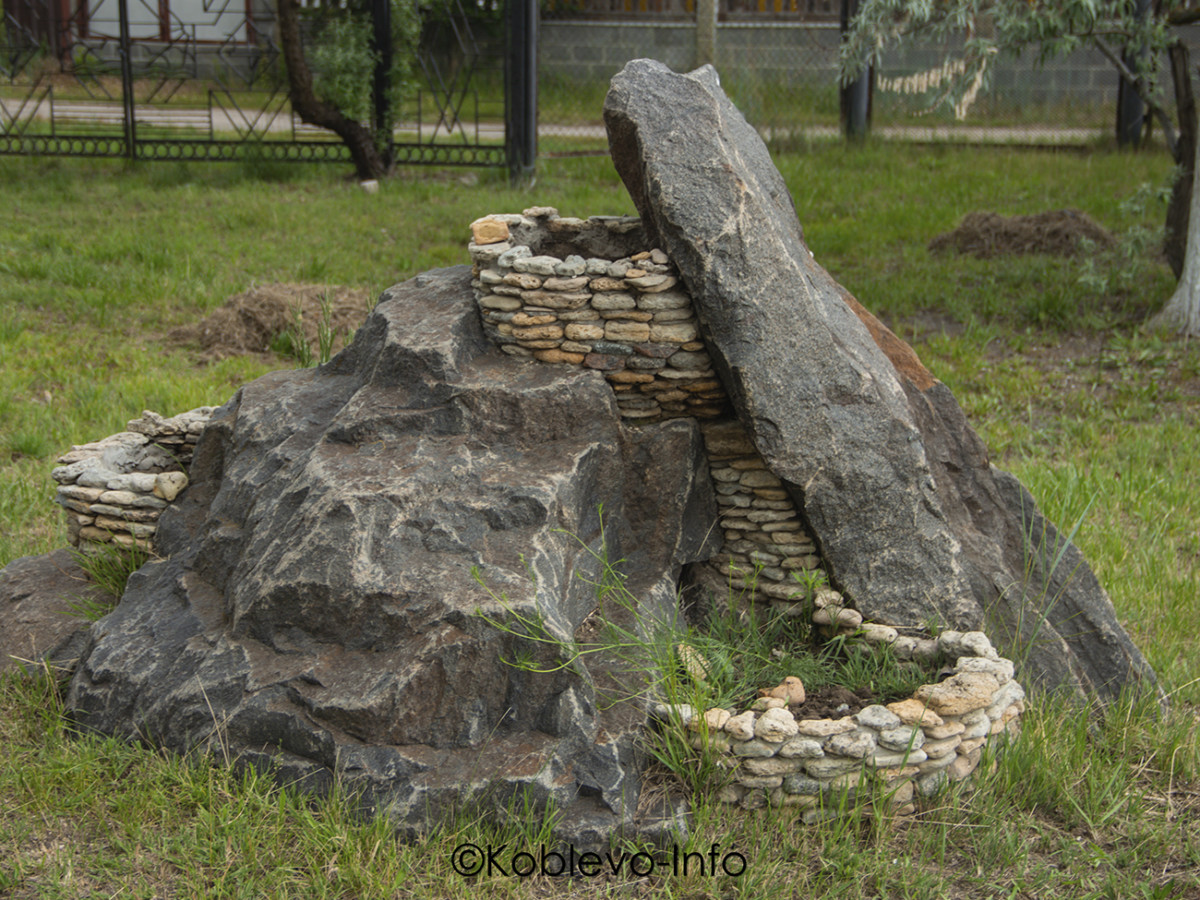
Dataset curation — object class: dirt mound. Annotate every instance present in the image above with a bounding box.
[170,283,373,361]
[929,209,1116,259]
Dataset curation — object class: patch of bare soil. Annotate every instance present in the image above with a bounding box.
[168,283,372,361]
[790,684,877,720]
[929,209,1117,258]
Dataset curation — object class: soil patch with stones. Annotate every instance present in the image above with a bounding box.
[929,210,1116,259]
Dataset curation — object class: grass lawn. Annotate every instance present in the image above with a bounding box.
[1,144,1197,898]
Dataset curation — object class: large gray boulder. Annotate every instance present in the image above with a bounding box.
[0,548,103,674]
[604,59,1156,700]
[66,267,717,842]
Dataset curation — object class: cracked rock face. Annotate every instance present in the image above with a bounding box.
[65,268,718,842]
[604,59,1156,701]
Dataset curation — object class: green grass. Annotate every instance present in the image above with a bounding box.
[1,144,1198,897]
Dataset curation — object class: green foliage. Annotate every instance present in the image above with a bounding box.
[843,0,1178,121]
[304,0,421,145]
[1079,180,1172,294]
[0,151,1197,898]
[70,541,151,608]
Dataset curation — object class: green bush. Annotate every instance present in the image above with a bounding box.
[304,0,421,142]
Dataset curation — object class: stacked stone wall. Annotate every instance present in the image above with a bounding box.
[470,208,837,610]
[51,408,213,555]
[665,628,1024,820]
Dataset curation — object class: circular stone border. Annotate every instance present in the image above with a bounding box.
[657,627,1024,822]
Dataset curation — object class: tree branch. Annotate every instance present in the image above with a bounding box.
[276,0,386,179]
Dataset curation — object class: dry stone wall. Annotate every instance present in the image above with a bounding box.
[470,208,834,611]
[51,408,214,555]
[665,628,1024,820]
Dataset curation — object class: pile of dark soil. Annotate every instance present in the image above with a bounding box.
[791,684,877,720]
[929,209,1116,259]
[169,283,372,361]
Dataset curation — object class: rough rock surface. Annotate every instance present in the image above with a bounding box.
[604,59,1156,701]
[65,267,717,843]
[0,549,105,674]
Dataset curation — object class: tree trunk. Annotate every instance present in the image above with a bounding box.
[1156,97,1200,336]
[276,0,388,180]
[1164,41,1196,279]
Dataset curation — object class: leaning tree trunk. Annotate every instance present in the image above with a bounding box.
[276,0,388,180]
[1164,41,1196,278]
[1156,96,1200,336]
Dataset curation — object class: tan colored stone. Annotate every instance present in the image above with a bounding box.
[533,349,585,365]
[740,756,805,776]
[794,716,857,738]
[605,321,651,342]
[922,720,965,740]
[755,707,799,743]
[512,324,564,341]
[519,290,590,310]
[470,218,510,245]
[920,735,963,759]
[957,737,985,755]
[479,295,522,311]
[153,472,188,501]
[648,321,698,342]
[812,606,863,629]
[543,276,589,291]
[724,710,756,741]
[703,707,732,732]
[947,747,983,782]
[564,323,605,341]
[606,370,656,384]
[502,272,543,289]
[750,696,787,712]
[914,672,1000,716]
[511,312,557,326]
[588,277,627,291]
[886,699,944,727]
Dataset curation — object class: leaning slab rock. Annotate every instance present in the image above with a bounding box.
[605,59,1156,702]
[66,268,714,846]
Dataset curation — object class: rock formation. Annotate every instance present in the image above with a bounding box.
[64,269,716,843]
[0,59,1160,849]
[604,59,1156,701]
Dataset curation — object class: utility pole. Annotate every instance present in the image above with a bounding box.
[506,0,538,184]
[696,0,717,69]
[839,0,871,140]
[117,0,137,159]
[371,0,395,166]
[1116,0,1152,147]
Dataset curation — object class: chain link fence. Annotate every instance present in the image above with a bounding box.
[539,4,1198,156]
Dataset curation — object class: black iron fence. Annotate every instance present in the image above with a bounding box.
[0,0,520,168]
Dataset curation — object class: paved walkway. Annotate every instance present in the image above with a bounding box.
[7,97,1106,147]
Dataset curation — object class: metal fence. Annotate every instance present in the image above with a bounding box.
[537,6,1183,156]
[0,0,510,166]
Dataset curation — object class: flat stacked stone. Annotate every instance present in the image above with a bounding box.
[51,407,214,555]
[469,208,728,425]
[469,209,841,613]
[699,418,831,609]
[665,629,1023,821]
